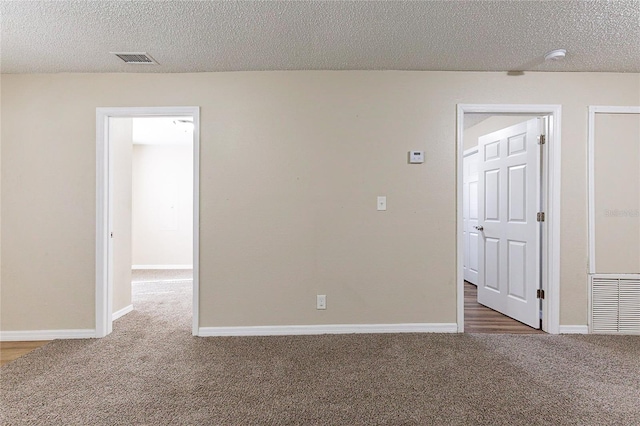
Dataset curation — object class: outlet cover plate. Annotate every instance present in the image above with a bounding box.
[316,295,326,310]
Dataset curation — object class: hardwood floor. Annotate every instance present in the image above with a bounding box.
[464,281,544,334]
[1,341,51,366]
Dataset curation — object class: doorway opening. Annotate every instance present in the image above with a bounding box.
[457,105,561,334]
[96,107,200,338]
[130,116,194,320]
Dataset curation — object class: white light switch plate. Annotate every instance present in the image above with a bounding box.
[377,196,387,211]
[409,151,424,163]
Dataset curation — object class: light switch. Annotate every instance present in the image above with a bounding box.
[409,151,424,164]
[377,196,387,211]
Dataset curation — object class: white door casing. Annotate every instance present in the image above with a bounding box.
[463,149,479,285]
[456,104,561,335]
[96,106,201,338]
[477,118,540,328]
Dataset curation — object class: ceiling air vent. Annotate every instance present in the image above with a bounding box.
[112,52,158,65]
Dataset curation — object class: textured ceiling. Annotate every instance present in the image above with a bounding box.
[1,0,639,74]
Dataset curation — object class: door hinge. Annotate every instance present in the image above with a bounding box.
[538,135,546,145]
[537,212,545,222]
[110,232,114,238]
[537,289,545,299]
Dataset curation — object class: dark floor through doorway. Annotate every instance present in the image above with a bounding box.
[464,281,544,334]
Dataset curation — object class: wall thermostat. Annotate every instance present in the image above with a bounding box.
[409,151,424,164]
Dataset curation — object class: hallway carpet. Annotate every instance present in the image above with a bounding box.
[131,268,193,282]
[1,280,639,425]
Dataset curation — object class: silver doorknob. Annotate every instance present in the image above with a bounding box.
[474,225,484,231]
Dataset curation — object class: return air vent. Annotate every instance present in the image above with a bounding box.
[112,52,158,65]
[590,275,640,334]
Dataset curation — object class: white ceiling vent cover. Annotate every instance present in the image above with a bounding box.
[590,275,640,334]
[112,52,158,65]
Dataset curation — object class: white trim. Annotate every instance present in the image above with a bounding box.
[558,325,589,334]
[547,109,562,335]
[96,106,200,338]
[96,110,110,338]
[112,304,133,321]
[456,104,562,334]
[588,107,596,274]
[456,105,465,332]
[587,106,640,114]
[132,264,193,270]
[198,323,458,337]
[192,108,201,337]
[0,329,96,341]
[587,106,640,274]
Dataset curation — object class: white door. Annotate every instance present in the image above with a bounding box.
[477,118,541,328]
[463,150,479,285]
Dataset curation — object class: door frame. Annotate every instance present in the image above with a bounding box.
[456,104,561,334]
[96,106,200,338]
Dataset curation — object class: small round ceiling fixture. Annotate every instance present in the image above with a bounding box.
[544,49,567,61]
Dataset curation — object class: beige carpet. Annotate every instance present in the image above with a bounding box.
[1,280,639,425]
[131,268,193,282]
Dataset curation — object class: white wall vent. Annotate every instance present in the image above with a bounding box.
[112,52,158,65]
[590,275,640,334]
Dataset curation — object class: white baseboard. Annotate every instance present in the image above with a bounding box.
[558,325,589,334]
[113,304,133,321]
[0,329,96,341]
[132,264,193,270]
[198,323,458,337]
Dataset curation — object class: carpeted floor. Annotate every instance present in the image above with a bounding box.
[131,268,193,282]
[1,280,639,425]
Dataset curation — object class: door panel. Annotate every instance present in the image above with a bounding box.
[485,140,500,161]
[507,240,527,300]
[485,169,500,221]
[508,133,526,156]
[469,232,479,273]
[469,181,478,220]
[508,165,527,222]
[484,238,500,291]
[477,118,540,328]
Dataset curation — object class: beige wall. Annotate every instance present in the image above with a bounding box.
[1,71,639,331]
[110,118,133,314]
[132,144,193,267]
[594,113,640,273]
[0,78,2,309]
[464,115,537,151]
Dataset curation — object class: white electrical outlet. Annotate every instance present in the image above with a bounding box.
[316,295,326,310]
